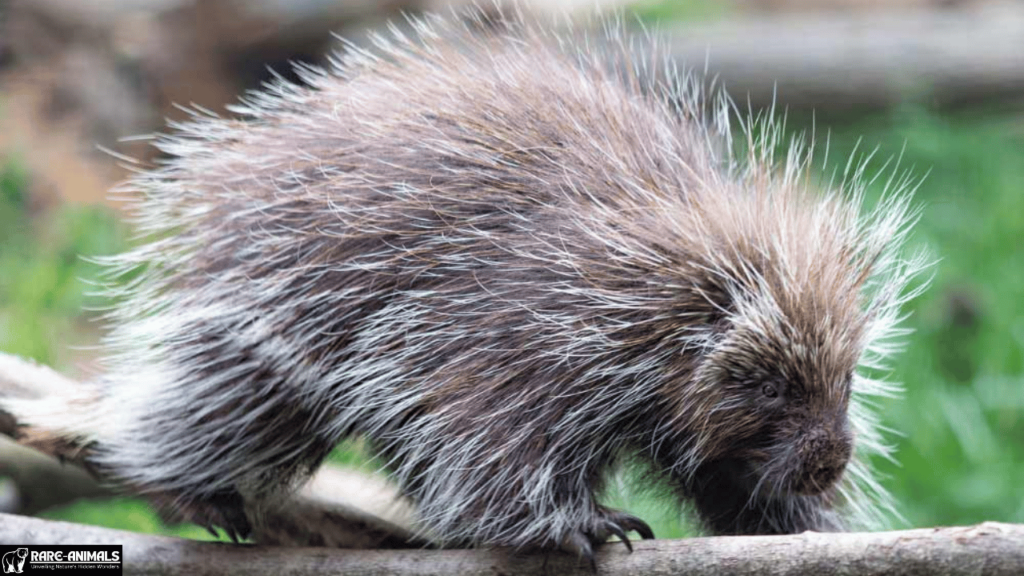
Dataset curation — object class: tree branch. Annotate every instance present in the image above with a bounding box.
[666,1,1024,110]
[0,437,111,515]
[0,513,1021,576]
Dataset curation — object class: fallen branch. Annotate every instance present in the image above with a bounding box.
[666,1,1024,109]
[0,513,1021,576]
[0,437,111,515]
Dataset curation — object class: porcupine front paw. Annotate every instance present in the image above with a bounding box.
[561,506,655,571]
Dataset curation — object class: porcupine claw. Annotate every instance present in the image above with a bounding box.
[606,522,632,552]
[563,531,598,572]
[600,507,656,542]
[562,507,655,571]
[205,489,252,543]
[196,504,251,542]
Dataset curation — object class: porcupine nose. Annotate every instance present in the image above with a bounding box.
[795,426,853,495]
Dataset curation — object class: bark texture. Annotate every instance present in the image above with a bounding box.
[1,514,1023,576]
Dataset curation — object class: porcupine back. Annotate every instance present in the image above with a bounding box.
[12,10,925,550]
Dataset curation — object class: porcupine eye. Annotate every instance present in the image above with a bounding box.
[759,379,786,406]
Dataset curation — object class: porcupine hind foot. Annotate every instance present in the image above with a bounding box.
[150,487,253,543]
[561,506,655,571]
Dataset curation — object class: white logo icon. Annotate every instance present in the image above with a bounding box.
[1,548,27,574]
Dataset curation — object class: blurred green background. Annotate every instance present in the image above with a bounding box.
[1,0,1023,542]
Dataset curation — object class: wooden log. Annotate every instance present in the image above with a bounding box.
[665,1,1024,109]
[1,513,1023,576]
[0,437,111,515]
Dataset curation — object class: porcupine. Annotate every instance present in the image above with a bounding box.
[3,7,926,565]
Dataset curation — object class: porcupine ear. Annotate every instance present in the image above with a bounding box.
[691,316,766,399]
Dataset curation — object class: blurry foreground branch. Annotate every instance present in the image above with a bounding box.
[0,437,111,515]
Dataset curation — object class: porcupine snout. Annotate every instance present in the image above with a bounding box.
[792,425,853,496]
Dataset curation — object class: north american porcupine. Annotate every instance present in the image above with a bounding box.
[4,8,927,564]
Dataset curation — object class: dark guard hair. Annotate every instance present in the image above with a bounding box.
[1,5,927,564]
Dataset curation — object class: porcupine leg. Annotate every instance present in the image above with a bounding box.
[134,413,339,543]
[538,451,655,569]
[90,318,344,543]
[686,459,841,535]
[136,431,338,543]
[394,430,654,569]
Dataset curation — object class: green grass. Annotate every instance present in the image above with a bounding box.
[37,498,221,541]
[629,0,731,24]
[2,105,1023,541]
[0,164,124,365]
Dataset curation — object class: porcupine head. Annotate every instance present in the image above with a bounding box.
[650,165,925,537]
[0,6,929,560]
